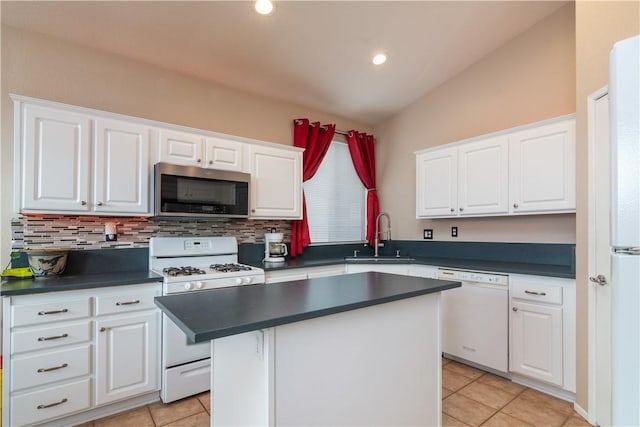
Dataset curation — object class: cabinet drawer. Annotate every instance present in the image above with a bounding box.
[95,288,159,315]
[11,320,91,354]
[511,281,562,304]
[11,298,91,327]
[11,377,91,426]
[11,344,91,391]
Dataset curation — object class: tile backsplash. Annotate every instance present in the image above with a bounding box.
[11,215,292,250]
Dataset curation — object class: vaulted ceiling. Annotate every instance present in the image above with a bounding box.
[1,1,567,125]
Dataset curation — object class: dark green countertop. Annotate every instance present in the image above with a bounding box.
[1,271,163,296]
[155,272,460,343]
[250,256,575,279]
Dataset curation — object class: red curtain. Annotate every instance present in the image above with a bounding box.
[345,131,380,247]
[290,118,336,257]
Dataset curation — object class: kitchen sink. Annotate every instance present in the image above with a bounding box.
[344,256,416,263]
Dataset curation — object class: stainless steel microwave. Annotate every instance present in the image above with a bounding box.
[154,163,250,219]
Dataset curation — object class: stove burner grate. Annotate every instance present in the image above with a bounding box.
[163,266,207,277]
[210,263,253,273]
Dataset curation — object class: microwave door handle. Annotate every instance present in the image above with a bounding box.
[283,244,288,257]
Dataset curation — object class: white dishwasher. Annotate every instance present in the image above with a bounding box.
[438,268,509,373]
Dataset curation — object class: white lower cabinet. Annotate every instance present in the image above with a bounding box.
[345,263,410,275]
[509,274,575,393]
[11,378,92,427]
[408,265,439,279]
[3,283,162,427]
[510,300,563,386]
[265,265,345,284]
[95,311,160,405]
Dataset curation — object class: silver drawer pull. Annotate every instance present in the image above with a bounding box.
[37,398,68,409]
[116,299,140,306]
[524,290,547,296]
[38,309,69,315]
[37,363,68,373]
[38,333,69,342]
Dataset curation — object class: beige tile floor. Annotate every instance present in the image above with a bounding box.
[76,358,593,427]
[442,358,592,427]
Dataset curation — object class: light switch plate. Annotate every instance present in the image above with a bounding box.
[424,229,433,240]
[451,226,458,237]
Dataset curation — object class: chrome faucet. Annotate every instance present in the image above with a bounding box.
[374,212,391,257]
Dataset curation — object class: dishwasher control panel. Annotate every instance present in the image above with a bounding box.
[437,268,508,286]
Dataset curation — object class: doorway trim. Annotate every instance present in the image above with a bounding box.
[586,85,609,425]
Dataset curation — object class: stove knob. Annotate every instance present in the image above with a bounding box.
[196,282,205,289]
[243,277,254,284]
[235,278,243,285]
[184,283,194,291]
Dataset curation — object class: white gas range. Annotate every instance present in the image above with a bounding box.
[149,236,265,403]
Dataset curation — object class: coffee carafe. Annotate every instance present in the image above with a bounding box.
[264,232,288,263]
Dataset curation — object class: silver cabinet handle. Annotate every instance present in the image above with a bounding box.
[513,203,519,208]
[512,307,518,312]
[196,158,202,163]
[589,275,608,286]
[459,207,464,211]
[353,250,360,257]
[38,333,69,342]
[97,202,104,206]
[116,299,140,306]
[37,363,68,373]
[450,208,455,212]
[209,160,213,165]
[100,327,108,332]
[37,398,68,409]
[81,200,87,206]
[38,309,68,316]
[524,290,547,296]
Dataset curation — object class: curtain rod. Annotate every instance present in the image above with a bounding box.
[295,119,350,137]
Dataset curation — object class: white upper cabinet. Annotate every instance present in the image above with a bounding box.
[246,144,303,219]
[205,137,244,172]
[93,119,150,214]
[157,129,206,167]
[416,147,457,217]
[416,116,575,219]
[21,104,91,212]
[17,99,152,216]
[458,136,509,216]
[416,136,508,218]
[509,120,576,214]
[157,130,245,172]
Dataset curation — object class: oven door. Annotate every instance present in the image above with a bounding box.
[163,314,210,367]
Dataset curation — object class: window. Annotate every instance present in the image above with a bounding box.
[304,141,367,243]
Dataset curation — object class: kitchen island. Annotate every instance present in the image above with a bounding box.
[155,271,459,426]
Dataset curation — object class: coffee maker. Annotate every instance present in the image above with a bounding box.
[264,232,288,263]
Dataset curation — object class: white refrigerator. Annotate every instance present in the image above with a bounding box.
[610,34,640,427]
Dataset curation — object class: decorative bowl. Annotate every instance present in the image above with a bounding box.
[26,248,69,278]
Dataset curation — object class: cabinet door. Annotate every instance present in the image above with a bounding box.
[458,137,508,215]
[22,105,91,212]
[408,265,438,279]
[205,137,245,172]
[157,129,205,166]
[345,264,410,275]
[510,300,563,386]
[416,148,457,217]
[95,311,160,405]
[509,119,576,214]
[94,119,151,214]
[247,146,302,219]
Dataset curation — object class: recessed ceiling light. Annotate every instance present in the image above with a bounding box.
[255,0,274,15]
[372,53,387,65]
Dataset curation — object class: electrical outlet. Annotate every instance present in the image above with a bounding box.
[451,226,458,237]
[423,229,433,240]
